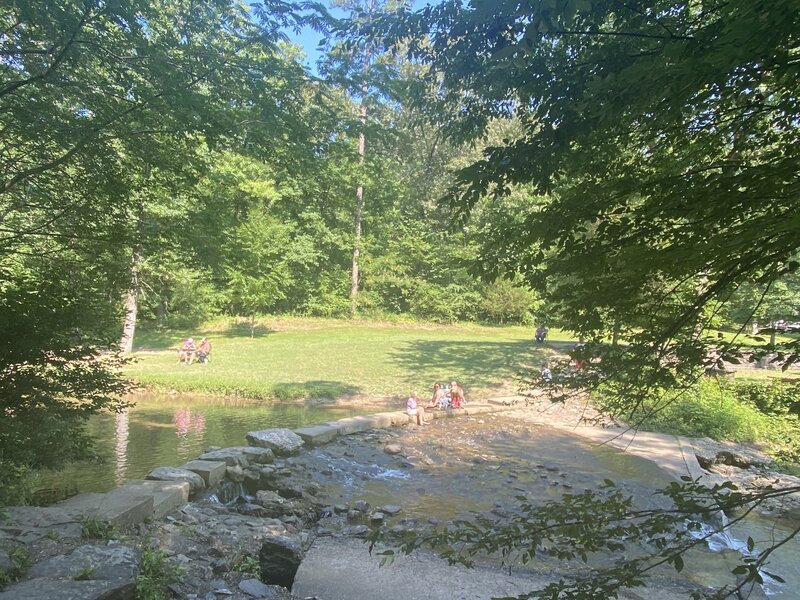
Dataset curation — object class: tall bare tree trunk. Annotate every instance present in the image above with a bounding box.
[119,201,144,354]
[119,242,142,353]
[350,73,369,306]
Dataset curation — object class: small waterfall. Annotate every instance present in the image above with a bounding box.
[200,481,251,505]
[689,513,784,597]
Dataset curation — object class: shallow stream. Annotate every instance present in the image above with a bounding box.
[295,414,800,598]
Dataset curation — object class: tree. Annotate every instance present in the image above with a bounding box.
[384,0,800,413]
[368,0,800,595]
[323,0,409,309]
[225,208,294,337]
[0,0,309,500]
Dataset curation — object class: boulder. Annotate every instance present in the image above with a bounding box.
[227,465,245,483]
[238,578,279,598]
[146,467,206,495]
[384,444,403,455]
[200,447,275,466]
[259,536,304,589]
[0,542,139,600]
[247,429,304,456]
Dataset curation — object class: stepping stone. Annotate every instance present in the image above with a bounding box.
[182,460,227,488]
[147,467,206,496]
[293,424,340,446]
[247,429,304,456]
[53,490,154,529]
[118,480,189,519]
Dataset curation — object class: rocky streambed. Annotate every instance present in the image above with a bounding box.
[1,402,799,600]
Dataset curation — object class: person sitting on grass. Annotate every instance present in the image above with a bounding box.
[406,390,429,425]
[178,338,196,364]
[535,325,549,343]
[450,381,465,408]
[195,337,211,364]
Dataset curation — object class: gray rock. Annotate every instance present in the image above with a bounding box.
[0,579,136,600]
[147,467,206,494]
[381,505,402,515]
[259,536,304,589]
[1,542,140,600]
[239,578,276,598]
[227,465,245,483]
[247,429,304,456]
[384,444,403,455]
[27,542,139,581]
[199,447,274,466]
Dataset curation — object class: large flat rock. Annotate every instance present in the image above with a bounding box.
[0,542,138,600]
[293,424,340,446]
[118,479,189,519]
[51,490,154,529]
[147,466,206,495]
[247,428,305,456]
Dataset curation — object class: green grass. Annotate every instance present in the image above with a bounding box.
[128,316,575,402]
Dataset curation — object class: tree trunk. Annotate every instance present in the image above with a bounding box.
[119,240,142,354]
[119,200,144,354]
[350,52,371,307]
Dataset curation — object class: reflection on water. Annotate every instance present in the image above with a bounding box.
[30,393,369,499]
[114,410,129,486]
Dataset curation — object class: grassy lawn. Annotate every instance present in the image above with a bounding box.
[127,317,578,402]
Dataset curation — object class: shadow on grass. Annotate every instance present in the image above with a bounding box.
[133,323,276,350]
[271,380,361,402]
[220,322,275,339]
[391,339,552,386]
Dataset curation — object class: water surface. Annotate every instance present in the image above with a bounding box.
[30,392,369,500]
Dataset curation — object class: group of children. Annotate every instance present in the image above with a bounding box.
[406,381,466,425]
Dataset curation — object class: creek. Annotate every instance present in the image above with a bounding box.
[296,416,800,598]
[28,392,371,502]
[29,398,800,597]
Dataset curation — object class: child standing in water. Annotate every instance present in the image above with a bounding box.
[406,390,429,425]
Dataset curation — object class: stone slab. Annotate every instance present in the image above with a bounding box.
[369,411,412,427]
[247,429,305,455]
[147,466,206,495]
[329,416,376,435]
[293,424,340,446]
[118,480,189,519]
[463,404,495,415]
[0,578,136,600]
[53,491,154,529]
[182,460,227,488]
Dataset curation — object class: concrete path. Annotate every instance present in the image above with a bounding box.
[293,537,696,600]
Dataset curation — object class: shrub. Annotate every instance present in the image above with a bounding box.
[135,546,181,600]
[595,379,771,442]
[479,278,537,325]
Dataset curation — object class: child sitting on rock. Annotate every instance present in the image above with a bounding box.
[406,390,429,425]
